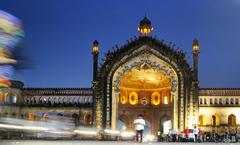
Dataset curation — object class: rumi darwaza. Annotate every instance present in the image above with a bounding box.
[1,16,240,135]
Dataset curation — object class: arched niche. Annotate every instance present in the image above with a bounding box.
[109,47,181,130]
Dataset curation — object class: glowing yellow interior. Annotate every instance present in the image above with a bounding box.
[119,64,172,105]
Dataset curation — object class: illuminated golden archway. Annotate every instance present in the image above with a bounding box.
[111,51,179,130]
[212,114,220,126]
[198,114,207,126]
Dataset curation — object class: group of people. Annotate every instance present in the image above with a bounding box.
[133,115,239,143]
[198,129,239,143]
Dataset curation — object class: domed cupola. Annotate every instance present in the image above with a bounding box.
[138,16,153,36]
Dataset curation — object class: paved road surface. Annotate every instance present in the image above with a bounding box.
[0,140,237,145]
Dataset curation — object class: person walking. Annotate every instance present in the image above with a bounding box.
[184,128,190,141]
[235,128,239,143]
[193,126,199,142]
[133,114,146,142]
[157,130,161,142]
[225,129,229,143]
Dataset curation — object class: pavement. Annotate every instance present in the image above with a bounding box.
[0,140,238,145]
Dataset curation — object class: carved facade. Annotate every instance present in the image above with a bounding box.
[0,17,239,135]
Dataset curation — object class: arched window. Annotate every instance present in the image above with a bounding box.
[3,92,8,103]
[120,95,127,104]
[212,114,220,126]
[6,95,10,103]
[226,98,229,104]
[214,98,218,105]
[164,96,168,104]
[199,98,203,104]
[228,114,236,126]
[151,92,160,105]
[63,97,68,104]
[118,114,129,131]
[236,98,239,105]
[219,98,222,105]
[28,113,35,121]
[210,98,213,104]
[204,98,207,104]
[84,114,92,126]
[230,98,234,105]
[129,92,138,105]
[198,115,206,126]
[12,95,17,103]
[212,115,216,126]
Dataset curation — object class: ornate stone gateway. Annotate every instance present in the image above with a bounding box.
[111,50,178,134]
[92,17,199,133]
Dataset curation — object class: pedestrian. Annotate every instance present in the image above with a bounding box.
[235,128,238,143]
[212,131,216,142]
[133,114,145,142]
[225,129,229,142]
[172,129,178,142]
[157,130,161,142]
[193,126,199,142]
[184,128,190,141]
[203,132,206,142]
[198,129,203,142]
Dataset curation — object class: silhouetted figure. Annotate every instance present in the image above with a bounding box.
[225,129,229,142]
[235,128,239,143]
[157,130,161,142]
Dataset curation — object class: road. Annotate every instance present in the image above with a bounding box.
[0,140,237,145]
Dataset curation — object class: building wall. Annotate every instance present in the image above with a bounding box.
[19,107,93,125]
[20,107,92,116]
[199,106,240,125]
[199,93,240,126]
[0,81,24,117]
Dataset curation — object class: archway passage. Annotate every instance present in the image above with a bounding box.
[163,120,172,134]
[117,63,173,135]
[198,114,207,126]
[212,114,220,126]
[159,115,172,134]
[84,114,92,126]
[228,114,236,126]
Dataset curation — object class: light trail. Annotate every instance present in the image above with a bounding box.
[0,123,49,131]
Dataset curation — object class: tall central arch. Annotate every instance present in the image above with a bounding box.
[107,45,185,130]
[93,37,194,132]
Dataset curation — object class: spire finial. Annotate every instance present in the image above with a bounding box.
[138,15,153,36]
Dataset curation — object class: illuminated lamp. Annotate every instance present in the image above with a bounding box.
[92,40,99,54]
[120,95,127,104]
[151,92,160,105]
[192,38,200,54]
[164,96,168,104]
[129,92,138,105]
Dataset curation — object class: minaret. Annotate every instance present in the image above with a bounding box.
[92,40,101,131]
[190,38,200,128]
[192,38,200,83]
[92,40,99,82]
[138,16,153,37]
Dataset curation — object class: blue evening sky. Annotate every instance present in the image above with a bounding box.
[1,0,240,88]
